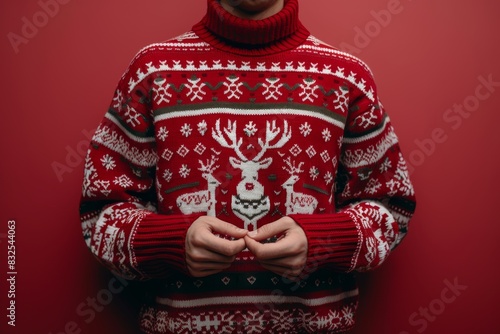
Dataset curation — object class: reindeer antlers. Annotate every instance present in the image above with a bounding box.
[212,119,247,161]
[283,156,304,175]
[212,119,292,161]
[255,120,292,161]
[198,155,219,174]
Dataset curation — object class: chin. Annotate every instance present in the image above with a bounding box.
[235,0,279,13]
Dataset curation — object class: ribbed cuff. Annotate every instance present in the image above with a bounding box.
[289,213,361,273]
[132,213,201,278]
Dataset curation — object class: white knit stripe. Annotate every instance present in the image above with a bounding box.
[93,125,158,167]
[342,116,391,144]
[104,112,155,143]
[156,289,359,308]
[134,40,210,59]
[341,125,399,168]
[155,107,345,130]
[300,39,374,76]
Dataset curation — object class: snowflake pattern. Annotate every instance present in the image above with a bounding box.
[365,178,382,195]
[112,89,124,110]
[299,78,319,102]
[113,175,133,188]
[185,76,206,101]
[262,77,283,100]
[309,166,320,180]
[355,105,378,129]
[152,77,172,104]
[299,122,312,137]
[100,154,116,171]
[244,121,258,136]
[179,164,191,178]
[322,128,332,142]
[379,157,392,173]
[162,169,173,182]
[342,306,355,327]
[333,86,349,113]
[223,75,244,99]
[243,311,266,334]
[180,123,192,137]
[157,127,169,141]
[124,105,141,127]
[324,171,334,185]
[197,120,208,136]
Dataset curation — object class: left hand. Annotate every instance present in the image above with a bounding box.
[244,216,308,280]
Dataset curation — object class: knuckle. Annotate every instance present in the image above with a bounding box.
[187,250,205,263]
[222,243,239,256]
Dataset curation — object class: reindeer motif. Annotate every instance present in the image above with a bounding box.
[282,157,318,214]
[212,119,291,230]
[176,156,221,216]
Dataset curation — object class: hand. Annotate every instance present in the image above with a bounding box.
[186,216,248,277]
[244,216,307,280]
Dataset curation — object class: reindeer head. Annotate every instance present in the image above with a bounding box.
[199,156,221,187]
[281,157,305,189]
[213,119,291,201]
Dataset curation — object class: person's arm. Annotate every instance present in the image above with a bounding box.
[246,61,416,276]
[292,62,416,273]
[81,49,249,281]
[79,51,195,280]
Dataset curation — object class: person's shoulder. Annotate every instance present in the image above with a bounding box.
[133,31,206,62]
[302,35,375,78]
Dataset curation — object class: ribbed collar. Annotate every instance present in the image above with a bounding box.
[192,0,310,56]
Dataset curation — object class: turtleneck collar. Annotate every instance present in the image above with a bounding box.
[192,0,310,56]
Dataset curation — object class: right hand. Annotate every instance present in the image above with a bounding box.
[185,216,248,277]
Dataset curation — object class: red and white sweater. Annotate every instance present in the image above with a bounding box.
[80,0,416,333]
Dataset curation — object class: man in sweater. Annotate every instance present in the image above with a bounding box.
[80,0,416,333]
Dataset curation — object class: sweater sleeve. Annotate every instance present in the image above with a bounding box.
[79,51,196,281]
[290,61,416,273]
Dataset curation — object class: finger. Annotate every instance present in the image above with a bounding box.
[204,235,247,257]
[245,235,303,261]
[246,217,295,241]
[208,218,248,239]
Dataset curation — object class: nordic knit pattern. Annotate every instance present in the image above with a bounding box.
[80,0,416,333]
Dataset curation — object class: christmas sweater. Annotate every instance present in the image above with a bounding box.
[80,0,416,333]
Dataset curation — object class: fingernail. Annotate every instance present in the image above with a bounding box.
[248,231,257,238]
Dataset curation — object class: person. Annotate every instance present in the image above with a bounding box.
[79,0,416,332]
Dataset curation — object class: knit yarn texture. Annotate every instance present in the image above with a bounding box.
[80,0,416,333]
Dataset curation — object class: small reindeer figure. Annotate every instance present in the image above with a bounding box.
[281,157,318,214]
[176,156,221,216]
[212,119,291,230]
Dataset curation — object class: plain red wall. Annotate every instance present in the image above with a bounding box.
[1,0,499,333]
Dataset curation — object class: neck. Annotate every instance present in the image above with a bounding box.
[219,0,285,20]
[193,0,310,55]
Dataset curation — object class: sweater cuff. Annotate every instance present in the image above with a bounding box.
[289,213,361,273]
[131,213,200,278]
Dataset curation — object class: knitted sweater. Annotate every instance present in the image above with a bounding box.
[80,0,416,333]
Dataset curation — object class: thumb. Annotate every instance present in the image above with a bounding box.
[247,221,284,241]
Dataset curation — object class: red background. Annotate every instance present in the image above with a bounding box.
[1,0,499,333]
